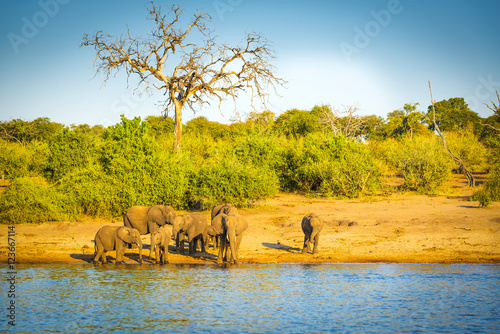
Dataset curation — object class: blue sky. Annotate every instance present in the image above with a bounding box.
[1,0,499,127]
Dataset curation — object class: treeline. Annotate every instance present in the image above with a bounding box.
[1,97,499,224]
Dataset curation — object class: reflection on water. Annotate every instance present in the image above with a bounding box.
[2,263,499,333]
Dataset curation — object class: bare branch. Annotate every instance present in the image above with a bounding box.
[81,3,285,151]
[428,81,475,187]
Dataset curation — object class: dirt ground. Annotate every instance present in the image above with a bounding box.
[1,174,499,264]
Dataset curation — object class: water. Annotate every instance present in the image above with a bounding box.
[2,263,499,333]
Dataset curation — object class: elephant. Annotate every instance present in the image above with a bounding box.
[171,213,209,256]
[217,213,248,265]
[211,203,236,220]
[150,226,171,264]
[94,226,143,264]
[209,204,238,249]
[123,205,176,235]
[301,213,324,254]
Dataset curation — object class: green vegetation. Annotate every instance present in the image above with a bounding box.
[0,97,498,224]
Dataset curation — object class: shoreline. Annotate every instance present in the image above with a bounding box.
[1,189,499,265]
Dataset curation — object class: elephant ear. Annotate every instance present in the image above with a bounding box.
[160,206,176,224]
[117,227,133,244]
[148,206,165,226]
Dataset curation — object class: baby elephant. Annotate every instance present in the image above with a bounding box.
[94,226,143,264]
[150,226,171,264]
[301,213,324,254]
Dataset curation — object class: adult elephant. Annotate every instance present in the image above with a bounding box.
[172,213,209,256]
[94,226,143,264]
[217,213,248,265]
[150,226,171,264]
[123,205,176,235]
[301,213,324,254]
[211,203,235,220]
[209,204,238,249]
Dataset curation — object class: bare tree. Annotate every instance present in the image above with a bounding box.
[481,91,500,134]
[428,81,475,187]
[320,104,365,139]
[81,3,285,151]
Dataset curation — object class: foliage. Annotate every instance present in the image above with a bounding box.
[44,127,100,181]
[444,127,488,172]
[278,134,380,197]
[188,157,279,209]
[0,139,48,179]
[274,108,322,138]
[384,136,455,193]
[0,102,497,223]
[0,177,74,224]
[426,97,481,132]
[185,116,232,140]
[0,117,64,145]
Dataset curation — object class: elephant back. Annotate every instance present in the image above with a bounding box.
[211,203,234,220]
[123,205,151,234]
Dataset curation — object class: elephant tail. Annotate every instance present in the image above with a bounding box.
[92,239,96,255]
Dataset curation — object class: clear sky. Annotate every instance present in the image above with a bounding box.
[1,0,499,127]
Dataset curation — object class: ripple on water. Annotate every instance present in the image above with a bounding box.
[3,263,499,333]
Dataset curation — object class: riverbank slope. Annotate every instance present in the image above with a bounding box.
[1,175,499,264]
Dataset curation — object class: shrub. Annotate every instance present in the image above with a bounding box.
[472,155,500,207]
[386,136,454,193]
[0,177,74,224]
[188,157,279,209]
[278,135,380,197]
[445,127,488,171]
[44,128,100,181]
[0,139,48,179]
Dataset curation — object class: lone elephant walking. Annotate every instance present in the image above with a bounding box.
[301,213,324,254]
[94,226,143,264]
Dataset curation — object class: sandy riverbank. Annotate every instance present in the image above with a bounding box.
[1,175,499,265]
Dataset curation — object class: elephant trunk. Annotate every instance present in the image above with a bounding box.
[136,239,143,264]
[309,229,318,247]
[228,228,237,264]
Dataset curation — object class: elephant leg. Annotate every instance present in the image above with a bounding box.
[302,234,310,254]
[200,237,206,253]
[94,249,103,264]
[162,246,168,264]
[188,239,195,256]
[312,234,320,254]
[100,251,107,264]
[155,246,161,264]
[217,237,225,264]
[179,239,185,255]
[116,247,124,264]
[233,234,244,264]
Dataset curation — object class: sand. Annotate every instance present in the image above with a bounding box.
[1,174,499,265]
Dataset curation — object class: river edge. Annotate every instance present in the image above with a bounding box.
[1,188,499,265]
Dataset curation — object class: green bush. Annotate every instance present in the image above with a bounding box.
[472,155,500,207]
[445,127,488,171]
[44,128,100,181]
[278,135,380,197]
[0,139,48,179]
[188,157,279,208]
[386,136,454,193]
[0,177,74,224]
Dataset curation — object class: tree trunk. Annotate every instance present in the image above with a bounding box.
[428,81,475,187]
[173,101,183,152]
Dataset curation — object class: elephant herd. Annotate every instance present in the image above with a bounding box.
[93,204,324,265]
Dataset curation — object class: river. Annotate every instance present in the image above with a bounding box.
[2,263,499,333]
